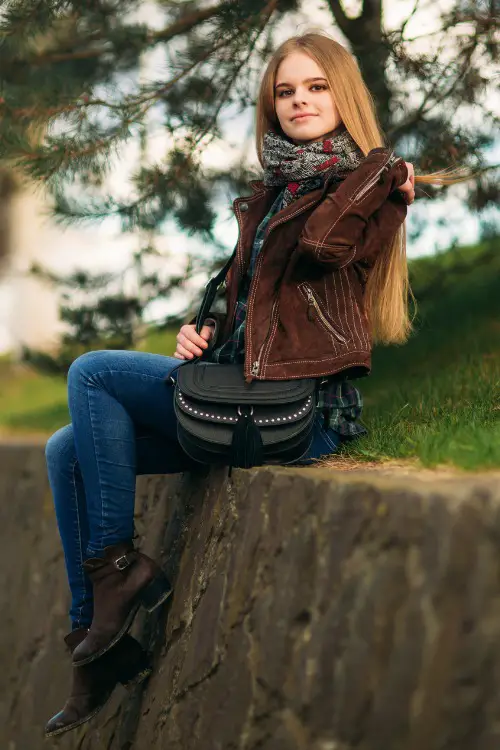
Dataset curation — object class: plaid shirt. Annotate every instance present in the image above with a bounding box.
[210,188,367,438]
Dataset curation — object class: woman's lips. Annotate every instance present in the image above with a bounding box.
[292,114,316,122]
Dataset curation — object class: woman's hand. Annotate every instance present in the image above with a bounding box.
[174,323,215,360]
[398,161,415,204]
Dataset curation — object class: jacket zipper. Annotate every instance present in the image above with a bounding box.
[352,151,400,203]
[300,283,347,344]
[246,190,329,380]
[250,295,279,377]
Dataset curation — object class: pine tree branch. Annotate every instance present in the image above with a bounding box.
[7,1,280,162]
[26,3,234,66]
[29,47,109,65]
[476,163,500,174]
[192,20,272,148]
[151,3,232,43]
[7,98,124,120]
[137,0,278,115]
[388,31,481,141]
[8,0,279,129]
[20,126,129,180]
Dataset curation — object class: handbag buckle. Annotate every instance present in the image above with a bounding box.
[237,405,254,416]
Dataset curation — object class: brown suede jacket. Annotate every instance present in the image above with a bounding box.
[206,147,409,383]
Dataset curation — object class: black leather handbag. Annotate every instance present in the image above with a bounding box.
[166,249,321,470]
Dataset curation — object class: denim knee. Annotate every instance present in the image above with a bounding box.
[45,424,76,472]
[67,350,110,389]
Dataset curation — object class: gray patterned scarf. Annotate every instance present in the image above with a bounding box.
[262,124,364,207]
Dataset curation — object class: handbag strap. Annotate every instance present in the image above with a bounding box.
[165,248,237,385]
[195,247,236,334]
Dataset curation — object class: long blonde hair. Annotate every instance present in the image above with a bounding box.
[255,32,471,344]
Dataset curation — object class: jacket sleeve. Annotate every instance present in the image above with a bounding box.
[296,147,409,269]
[353,189,408,269]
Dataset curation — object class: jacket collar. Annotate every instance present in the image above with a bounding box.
[249,179,266,193]
[244,164,342,234]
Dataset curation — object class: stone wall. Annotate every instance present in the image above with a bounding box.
[1,442,500,750]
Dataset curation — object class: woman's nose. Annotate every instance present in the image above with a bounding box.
[292,88,308,105]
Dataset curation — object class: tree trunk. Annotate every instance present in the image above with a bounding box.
[327,0,392,136]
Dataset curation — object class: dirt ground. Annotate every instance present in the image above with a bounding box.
[314,455,500,481]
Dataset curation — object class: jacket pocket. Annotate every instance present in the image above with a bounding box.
[298,283,347,344]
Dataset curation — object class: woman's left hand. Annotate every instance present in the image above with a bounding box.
[398,161,415,204]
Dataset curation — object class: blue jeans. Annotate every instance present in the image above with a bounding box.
[45,350,342,629]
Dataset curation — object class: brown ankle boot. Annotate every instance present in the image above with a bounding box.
[72,541,172,667]
[45,627,152,737]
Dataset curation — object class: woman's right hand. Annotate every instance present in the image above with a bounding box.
[398,161,415,204]
[174,323,215,360]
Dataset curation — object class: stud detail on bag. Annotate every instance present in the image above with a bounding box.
[179,392,238,422]
[177,392,312,425]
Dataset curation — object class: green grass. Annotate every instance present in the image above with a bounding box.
[0,330,178,437]
[340,237,500,470]
[0,239,498,471]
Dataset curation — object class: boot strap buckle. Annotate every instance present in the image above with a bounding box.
[114,554,132,571]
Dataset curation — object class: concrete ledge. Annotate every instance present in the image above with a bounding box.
[1,444,500,750]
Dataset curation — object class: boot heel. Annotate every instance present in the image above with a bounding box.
[140,571,172,613]
[114,636,153,687]
[120,651,153,689]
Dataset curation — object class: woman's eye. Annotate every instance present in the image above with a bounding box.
[278,85,327,98]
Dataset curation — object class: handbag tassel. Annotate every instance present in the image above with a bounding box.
[229,406,263,469]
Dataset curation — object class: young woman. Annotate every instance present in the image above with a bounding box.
[44,31,462,736]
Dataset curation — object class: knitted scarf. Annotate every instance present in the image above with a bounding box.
[262,123,364,207]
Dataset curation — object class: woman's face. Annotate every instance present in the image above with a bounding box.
[274,51,342,144]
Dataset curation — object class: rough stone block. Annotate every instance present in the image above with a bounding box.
[2,443,500,750]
